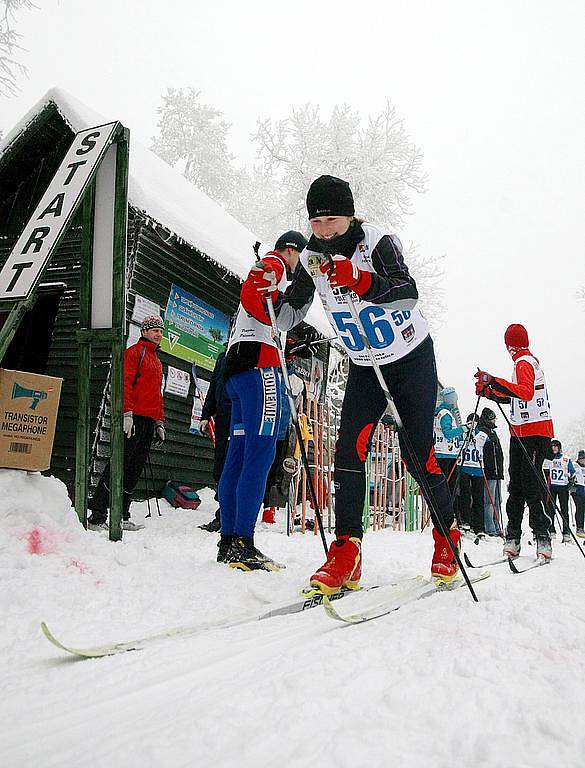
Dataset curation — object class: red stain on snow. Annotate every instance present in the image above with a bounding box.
[68,558,92,575]
[24,527,58,555]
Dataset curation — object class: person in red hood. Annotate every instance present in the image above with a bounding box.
[474,323,553,561]
[88,315,165,531]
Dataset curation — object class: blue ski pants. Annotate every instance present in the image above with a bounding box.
[218,367,282,537]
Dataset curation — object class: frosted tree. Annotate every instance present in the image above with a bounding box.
[151,87,243,207]
[248,102,443,322]
[151,92,444,323]
[563,413,585,456]
[252,103,426,232]
[0,0,34,96]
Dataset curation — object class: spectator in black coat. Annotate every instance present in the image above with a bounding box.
[478,407,504,536]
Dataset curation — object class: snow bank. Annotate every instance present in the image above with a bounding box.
[1,487,585,768]
[0,470,82,560]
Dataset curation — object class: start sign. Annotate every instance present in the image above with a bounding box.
[0,122,118,300]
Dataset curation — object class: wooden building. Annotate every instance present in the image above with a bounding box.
[0,88,330,502]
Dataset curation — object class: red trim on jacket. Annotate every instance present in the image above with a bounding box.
[240,253,286,325]
[124,339,164,421]
[496,349,553,438]
[238,253,287,368]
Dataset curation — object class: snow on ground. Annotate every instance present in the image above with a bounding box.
[1,470,585,768]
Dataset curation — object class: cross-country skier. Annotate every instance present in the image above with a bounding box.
[251,175,460,592]
[474,323,554,560]
[543,439,575,542]
[433,387,464,522]
[458,413,488,538]
[217,230,308,570]
[571,450,585,537]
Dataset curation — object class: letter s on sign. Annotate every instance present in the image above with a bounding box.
[76,131,100,156]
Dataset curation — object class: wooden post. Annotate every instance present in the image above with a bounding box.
[74,184,96,526]
[108,129,129,542]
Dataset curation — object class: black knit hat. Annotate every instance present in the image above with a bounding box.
[274,230,308,252]
[306,175,355,219]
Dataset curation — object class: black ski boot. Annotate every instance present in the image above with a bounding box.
[227,536,284,572]
[217,534,233,563]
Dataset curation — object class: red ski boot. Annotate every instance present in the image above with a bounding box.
[309,535,362,595]
[262,507,275,524]
[431,527,461,582]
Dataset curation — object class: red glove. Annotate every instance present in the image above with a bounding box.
[248,261,278,298]
[474,370,495,396]
[240,260,280,324]
[319,255,371,293]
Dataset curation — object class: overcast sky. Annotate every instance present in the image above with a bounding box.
[3,0,585,440]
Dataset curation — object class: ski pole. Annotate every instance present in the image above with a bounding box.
[492,400,585,559]
[265,294,328,555]
[336,286,478,601]
[143,462,152,519]
[447,399,480,482]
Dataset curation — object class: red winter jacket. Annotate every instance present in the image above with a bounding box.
[124,339,164,422]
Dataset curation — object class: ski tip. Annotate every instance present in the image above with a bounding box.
[508,557,520,573]
[463,552,473,568]
[40,621,55,641]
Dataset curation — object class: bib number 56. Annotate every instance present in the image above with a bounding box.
[331,306,395,351]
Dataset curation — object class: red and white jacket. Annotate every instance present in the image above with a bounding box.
[488,348,554,438]
[224,253,288,379]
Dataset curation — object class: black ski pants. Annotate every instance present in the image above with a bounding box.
[212,413,231,486]
[437,457,460,522]
[505,434,551,540]
[89,415,155,523]
[459,472,485,534]
[548,485,570,536]
[209,412,231,523]
[334,336,454,538]
[573,493,585,531]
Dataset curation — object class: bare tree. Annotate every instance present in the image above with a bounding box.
[0,0,34,96]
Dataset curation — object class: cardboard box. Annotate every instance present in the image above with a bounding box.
[0,369,63,471]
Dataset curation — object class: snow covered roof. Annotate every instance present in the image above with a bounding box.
[0,87,332,335]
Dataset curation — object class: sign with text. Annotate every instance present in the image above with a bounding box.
[131,294,161,325]
[0,122,118,300]
[165,366,191,398]
[160,284,229,371]
[190,378,210,434]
